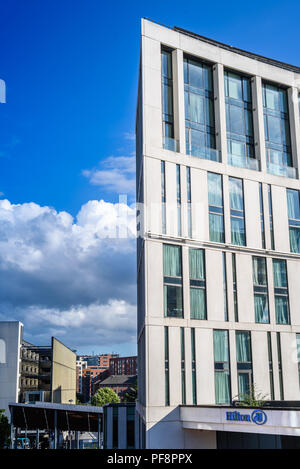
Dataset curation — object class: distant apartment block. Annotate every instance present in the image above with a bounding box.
[0,321,77,418]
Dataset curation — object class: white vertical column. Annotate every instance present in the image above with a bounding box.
[213,63,227,163]
[252,76,266,172]
[184,327,193,405]
[288,87,300,172]
[172,49,186,154]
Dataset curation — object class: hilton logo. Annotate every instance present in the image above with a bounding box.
[226,410,267,425]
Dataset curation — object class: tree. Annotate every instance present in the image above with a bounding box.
[91,387,120,406]
[123,382,137,403]
[0,409,10,449]
[233,384,268,407]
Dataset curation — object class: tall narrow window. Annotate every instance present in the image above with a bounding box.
[268,185,275,250]
[184,56,218,161]
[232,253,238,322]
[287,189,300,253]
[267,332,275,400]
[191,328,197,405]
[126,406,135,449]
[262,82,295,178]
[112,407,118,449]
[186,167,192,238]
[252,257,269,323]
[189,248,206,320]
[229,177,246,246]
[176,165,182,237]
[236,331,252,399]
[259,183,266,249]
[222,252,228,321]
[224,70,257,170]
[161,161,166,234]
[208,172,225,243]
[180,328,186,405]
[214,330,231,404]
[277,332,284,400]
[163,244,183,318]
[296,334,300,387]
[273,259,290,325]
[164,327,170,406]
[161,48,177,151]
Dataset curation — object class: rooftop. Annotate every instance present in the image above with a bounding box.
[145,18,300,74]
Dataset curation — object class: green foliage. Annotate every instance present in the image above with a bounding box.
[123,382,137,403]
[233,384,268,407]
[0,409,10,449]
[91,387,120,406]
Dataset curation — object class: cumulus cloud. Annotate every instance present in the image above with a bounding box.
[0,198,137,351]
[82,155,136,196]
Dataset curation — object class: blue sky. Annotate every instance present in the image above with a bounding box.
[0,0,299,355]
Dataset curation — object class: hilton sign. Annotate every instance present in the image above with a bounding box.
[226,409,268,425]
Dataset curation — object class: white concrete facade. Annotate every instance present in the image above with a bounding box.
[136,19,300,449]
[0,321,23,419]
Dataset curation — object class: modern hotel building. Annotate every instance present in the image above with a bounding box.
[136,19,300,449]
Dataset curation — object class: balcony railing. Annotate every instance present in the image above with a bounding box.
[266,149,297,179]
[228,153,260,171]
[163,136,179,152]
[187,144,220,162]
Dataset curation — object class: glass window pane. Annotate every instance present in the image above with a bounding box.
[227,72,242,100]
[273,259,287,288]
[229,178,244,210]
[287,189,300,219]
[214,330,229,362]
[189,60,203,89]
[209,213,225,243]
[190,287,206,319]
[208,173,223,206]
[164,285,183,317]
[189,249,205,279]
[229,105,244,135]
[236,331,251,362]
[275,296,289,324]
[254,294,269,323]
[215,371,230,404]
[163,245,182,277]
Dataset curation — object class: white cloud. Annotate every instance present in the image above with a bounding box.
[0,198,137,351]
[82,155,136,196]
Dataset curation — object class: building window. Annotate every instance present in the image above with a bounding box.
[191,328,197,405]
[112,407,118,449]
[208,172,225,243]
[161,48,177,151]
[267,332,275,400]
[259,183,266,249]
[164,327,170,406]
[229,177,246,246]
[224,70,257,170]
[252,257,269,323]
[184,56,218,161]
[222,252,228,321]
[180,328,186,405]
[126,406,135,449]
[262,82,295,178]
[189,248,206,319]
[161,161,166,234]
[186,167,192,238]
[176,165,182,237]
[296,334,300,387]
[213,330,231,404]
[287,189,300,253]
[273,259,290,325]
[236,331,252,399]
[268,185,275,250]
[277,332,284,400]
[232,253,238,322]
[163,244,183,318]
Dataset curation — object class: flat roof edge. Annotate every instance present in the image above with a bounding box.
[142,18,300,74]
